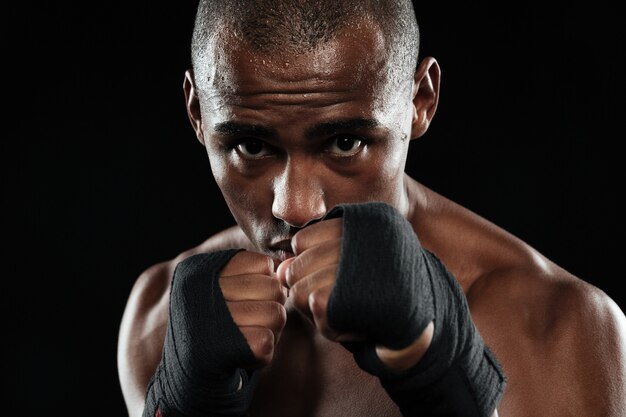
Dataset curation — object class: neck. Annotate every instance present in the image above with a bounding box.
[402,173,426,224]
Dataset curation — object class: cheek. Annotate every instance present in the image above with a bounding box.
[213,167,262,216]
[207,152,239,208]
[207,149,274,236]
[379,142,407,177]
[353,141,408,203]
[376,109,412,191]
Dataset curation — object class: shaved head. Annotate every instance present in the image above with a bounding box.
[191,0,420,90]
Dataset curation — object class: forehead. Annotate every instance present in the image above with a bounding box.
[195,19,394,104]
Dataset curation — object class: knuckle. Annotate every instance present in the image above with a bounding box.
[224,301,239,319]
[284,259,300,288]
[270,279,287,303]
[284,255,311,287]
[285,267,295,289]
[233,251,274,275]
[239,301,256,316]
[271,302,287,330]
[309,290,328,320]
[291,232,305,254]
[289,284,310,312]
[220,274,249,292]
[250,328,275,365]
[251,253,274,275]
[230,301,258,322]
[292,220,342,255]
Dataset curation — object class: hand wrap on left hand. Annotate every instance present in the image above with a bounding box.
[326,202,506,417]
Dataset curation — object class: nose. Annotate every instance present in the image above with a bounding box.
[272,159,327,228]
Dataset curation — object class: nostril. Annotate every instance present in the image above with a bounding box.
[273,208,326,229]
[271,175,326,227]
[279,214,325,229]
[299,216,324,228]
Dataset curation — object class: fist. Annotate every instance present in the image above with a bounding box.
[219,251,288,367]
[277,207,433,373]
[276,218,360,342]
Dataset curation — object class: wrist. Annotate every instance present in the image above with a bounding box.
[375,321,434,372]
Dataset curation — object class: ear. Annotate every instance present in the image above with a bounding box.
[183,70,206,145]
[410,57,441,140]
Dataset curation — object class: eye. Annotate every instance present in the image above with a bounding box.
[328,136,364,156]
[236,138,271,158]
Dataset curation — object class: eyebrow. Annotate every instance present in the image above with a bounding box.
[213,122,278,139]
[305,118,380,140]
[213,117,380,140]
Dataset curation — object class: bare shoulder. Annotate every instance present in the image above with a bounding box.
[409,178,626,415]
[468,264,626,417]
[117,225,252,416]
[468,258,626,415]
[469,260,626,347]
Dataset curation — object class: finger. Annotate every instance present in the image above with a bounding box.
[220,274,288,304]
[276,257,296,288]
[239,326,276,368]
[220,251,274,277]
[227,300,287,336]
[290,264,338,316]
[291,218,343,255]
[309,284,364,343]
[285,238,341,288]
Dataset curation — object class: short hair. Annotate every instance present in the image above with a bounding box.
[191,0,420,90]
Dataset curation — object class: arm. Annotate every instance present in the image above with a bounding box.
[117,262,173,417]
[117,227,259,417]
[564,289,626,415]
[118,250,287,417]
[376,328,500,417]
[281,202,506,416]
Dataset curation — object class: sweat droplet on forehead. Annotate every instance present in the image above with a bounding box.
[198,20,391,98]
[194,19,414,133]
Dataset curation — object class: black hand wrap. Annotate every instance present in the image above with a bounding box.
[143,250,259,417]
[326,202,506,417]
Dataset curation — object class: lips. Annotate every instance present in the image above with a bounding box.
[268,239,295,262]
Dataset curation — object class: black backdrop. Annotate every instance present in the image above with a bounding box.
[2,2,624,416]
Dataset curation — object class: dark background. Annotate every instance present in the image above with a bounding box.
[2,1,624,416]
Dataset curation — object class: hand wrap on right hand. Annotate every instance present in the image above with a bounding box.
[326,202,506,417]
[143,250,259,417]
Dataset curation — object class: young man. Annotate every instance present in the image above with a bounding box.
[117,1,626,416]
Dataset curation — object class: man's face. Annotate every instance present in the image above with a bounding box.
[193,22,416,261]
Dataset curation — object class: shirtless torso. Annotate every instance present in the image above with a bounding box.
[118,176,626,417]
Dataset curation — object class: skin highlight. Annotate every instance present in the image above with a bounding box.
[186,22,426,262]
[116,14,626,417]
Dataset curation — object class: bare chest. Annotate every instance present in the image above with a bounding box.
[248,313,401,417]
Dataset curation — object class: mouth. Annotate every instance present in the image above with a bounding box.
[268,239,295,262]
